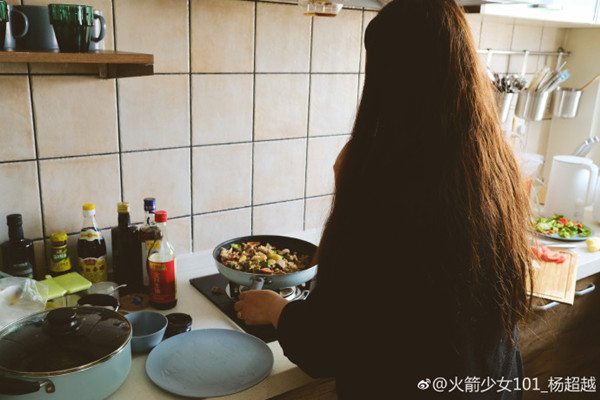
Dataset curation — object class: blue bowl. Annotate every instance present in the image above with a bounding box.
[125,311,168,353]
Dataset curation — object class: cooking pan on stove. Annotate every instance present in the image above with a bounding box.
[212,235,318,290]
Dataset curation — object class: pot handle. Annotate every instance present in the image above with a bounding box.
[0,377,55,395]
[249,277,265,290]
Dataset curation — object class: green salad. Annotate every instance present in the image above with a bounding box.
[534,214,592,239]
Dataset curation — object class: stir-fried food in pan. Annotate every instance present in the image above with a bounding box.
[219,241,311,275]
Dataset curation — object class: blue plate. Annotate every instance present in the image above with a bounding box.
[145,329,273,397]
[537,226,594,242]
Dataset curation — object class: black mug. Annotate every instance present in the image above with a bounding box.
[8,5,58,51]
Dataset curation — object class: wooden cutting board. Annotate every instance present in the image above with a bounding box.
[528,251,579,305]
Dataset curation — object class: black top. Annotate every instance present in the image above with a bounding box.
[277,281,523,399]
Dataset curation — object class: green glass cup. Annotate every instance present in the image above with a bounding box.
[0,1,7,51]
[48,3,94,52]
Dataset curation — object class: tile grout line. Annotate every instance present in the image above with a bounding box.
[112,0,124,205]
[0,134,351,166]
[0,71,364,77]
[26,64,48,274]
[188,0,194,253]
[250,0,257,235]
[302,14,315,232]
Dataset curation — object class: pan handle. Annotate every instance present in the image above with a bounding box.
[0,377,55,395]
[249,277,265,290]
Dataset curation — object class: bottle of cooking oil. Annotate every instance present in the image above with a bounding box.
[147,210,177,310]
[77,203,107,283]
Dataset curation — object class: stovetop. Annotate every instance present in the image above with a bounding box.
[190,273,314,343]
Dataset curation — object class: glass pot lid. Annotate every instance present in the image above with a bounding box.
[0,307,131,376]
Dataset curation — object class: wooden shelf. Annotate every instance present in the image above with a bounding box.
[0,50,154,79]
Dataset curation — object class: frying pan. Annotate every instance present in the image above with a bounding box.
[212,235,318,290]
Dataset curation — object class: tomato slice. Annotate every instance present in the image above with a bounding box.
[557,217,569,226]
[531,246,566,263]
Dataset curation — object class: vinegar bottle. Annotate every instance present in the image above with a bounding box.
[147,210,177,310]
[139,197,157,293]
[111,202,143,295]
[77,203,107,283]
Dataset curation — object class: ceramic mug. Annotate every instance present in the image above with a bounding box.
[3,4,16,49]
[0,1,7,50]
[9,5,59,51]
[48,4,96,52]
[88,9,106,51]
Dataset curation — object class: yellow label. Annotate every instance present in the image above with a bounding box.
[79,229,101,241]
[79,256,107,283]
[51,258,72,273]
[50,245,71,272]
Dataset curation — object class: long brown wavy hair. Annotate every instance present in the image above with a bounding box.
[316,0,532,346]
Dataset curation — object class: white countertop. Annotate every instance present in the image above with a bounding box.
[107,230,323,400]
[107,219,600,400]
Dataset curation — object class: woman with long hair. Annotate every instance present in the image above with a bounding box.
[235,0,532,398]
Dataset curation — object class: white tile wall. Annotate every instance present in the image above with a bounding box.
[191,74,254,145]
[254,74,309,140]
[192,143,252,213]
[118,75,190,151]
[0,76,35,161]
[0,1,568,279]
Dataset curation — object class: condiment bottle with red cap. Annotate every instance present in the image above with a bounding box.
[147,210,177,309]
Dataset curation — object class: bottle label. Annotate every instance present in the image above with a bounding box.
[141,240,156,287]
[79,229,101,241]
[79,256,107,283]
[148,259,177,304]
[50,244,71,273]
[11,262,33,279]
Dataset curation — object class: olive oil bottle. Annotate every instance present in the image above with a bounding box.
[0,214,34,278]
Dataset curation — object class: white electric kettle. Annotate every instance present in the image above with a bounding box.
[543,155,598,221]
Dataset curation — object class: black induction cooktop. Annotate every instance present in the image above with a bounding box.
[190,273,280,343]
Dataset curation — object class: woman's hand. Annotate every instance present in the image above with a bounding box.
[234,290,289,328]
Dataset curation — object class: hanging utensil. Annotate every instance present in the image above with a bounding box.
[577,72,600,91]
[573,136,600,157]
[553,72,600,119]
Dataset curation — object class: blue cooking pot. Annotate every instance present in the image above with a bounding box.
[0,306,132,400]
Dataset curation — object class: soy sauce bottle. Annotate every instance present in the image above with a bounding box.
[77,203,107,283]
[111,202,143,294]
